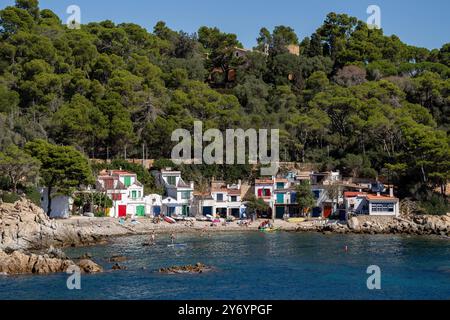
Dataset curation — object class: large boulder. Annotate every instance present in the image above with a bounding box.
[77,259,103,273]
[347,217,361,231]
[0,250,75,275]
[0,199,104,251]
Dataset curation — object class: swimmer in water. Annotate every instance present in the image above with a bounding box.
[150,231,156,245]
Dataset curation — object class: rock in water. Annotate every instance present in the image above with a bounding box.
[109,255,127,263]
[77,259,103,273]
[77,253,93,260]
[47,246,68,260]
[159,263,212,274]
[112,263,127,270]
[0,250,75,275]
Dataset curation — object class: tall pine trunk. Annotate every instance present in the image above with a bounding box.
[47,186,53,217]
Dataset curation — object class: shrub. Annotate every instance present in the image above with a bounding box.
[1,192,21,203]
[152,159,176,171]
[418,194,449,216]
[24,187,41,205]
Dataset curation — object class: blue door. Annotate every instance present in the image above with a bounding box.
[203,207,212,216]
[167,207,175,216]
[290,192,297,204]
[153,206,161,217]
[312,207,322,217]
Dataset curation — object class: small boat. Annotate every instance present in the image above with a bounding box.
[167,244,187,248]
[206,214,214,221]
[164,216,176,224]
[260,227,280,233]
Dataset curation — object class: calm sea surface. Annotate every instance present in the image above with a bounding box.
[1,232,449,300]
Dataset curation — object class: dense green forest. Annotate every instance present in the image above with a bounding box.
[0,0,448,209]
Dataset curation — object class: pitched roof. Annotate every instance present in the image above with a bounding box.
[110,170,135,176]
[97,177,126,191]
[177,178,191,188]
[366,195,399,201]
[255,179,274,185]
[344,191,367,198]
[227,189,241,196]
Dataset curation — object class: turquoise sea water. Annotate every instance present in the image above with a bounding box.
[0,232,449,300]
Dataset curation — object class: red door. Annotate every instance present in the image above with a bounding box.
[324,206,332,218]
[118,205,127,217]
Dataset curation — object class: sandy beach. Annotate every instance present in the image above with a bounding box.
[60,216,301,236]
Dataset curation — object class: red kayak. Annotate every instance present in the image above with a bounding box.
[164,216,176,224]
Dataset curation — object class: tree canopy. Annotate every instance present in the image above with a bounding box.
[0,1,448,205]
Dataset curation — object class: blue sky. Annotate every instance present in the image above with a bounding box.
[1,0,449,49]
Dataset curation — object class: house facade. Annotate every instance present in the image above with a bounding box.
[273,178,302,219]
[210,180,244,218]
[97,170,151,218]
[344,190,400,217]
[309,172,343,218]
[156,169,194,217]
[252,171,344,219]
[39,187,73,219]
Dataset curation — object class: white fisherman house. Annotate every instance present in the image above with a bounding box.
[156,168,194,217]
[208,179,244,218]
[39,187,73,219]
[344,189,400,217]
[97,170,160,218]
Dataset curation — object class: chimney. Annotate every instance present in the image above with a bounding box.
[390,187,394,198]
[190,181,195,189]
[377,192,381,197]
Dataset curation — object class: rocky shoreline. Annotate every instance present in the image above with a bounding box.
[2,200,449,250]
[0,199,449,276]
[303,215,450,237]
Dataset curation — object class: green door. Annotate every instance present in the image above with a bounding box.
[182,205,190,216]
[136,205,145,217]
[276,206,285,219]
[277,193,284,204]
[124,176,131,187]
